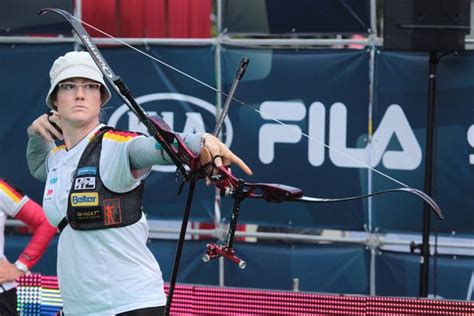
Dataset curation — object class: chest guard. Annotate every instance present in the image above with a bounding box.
[66,127,144,230]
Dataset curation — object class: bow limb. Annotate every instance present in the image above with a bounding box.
[210,166,443,220]
[289,188,443,220]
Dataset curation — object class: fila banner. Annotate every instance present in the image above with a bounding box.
[0,44,473,234]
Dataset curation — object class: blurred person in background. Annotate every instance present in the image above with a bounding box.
[0,178,57,315]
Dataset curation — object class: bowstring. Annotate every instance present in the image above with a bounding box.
[72,15,410,189]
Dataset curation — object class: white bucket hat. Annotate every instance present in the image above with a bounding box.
[46,51,112,109]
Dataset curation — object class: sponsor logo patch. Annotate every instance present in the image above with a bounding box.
[77,166,97,176]
[103,198,122,226]
[76,209,101,220]
[74,177,96,190]
[71,192,99,207]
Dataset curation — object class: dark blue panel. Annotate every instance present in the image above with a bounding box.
[376,250,474,300]
[0,0,74,35]
[373,49,474,234]
[220,47,370,230]
[149,239,219,285]
[265,0,371,34]
[224,243,369,294]
[223,0,371,34]
[0,44,74,203]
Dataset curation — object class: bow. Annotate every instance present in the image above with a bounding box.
[39,8,443,315]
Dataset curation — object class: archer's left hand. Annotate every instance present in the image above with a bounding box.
[199,134,252,184]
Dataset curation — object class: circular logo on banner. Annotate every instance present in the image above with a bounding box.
[107,93,233,173]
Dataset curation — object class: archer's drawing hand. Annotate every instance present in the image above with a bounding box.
[27,111,63,143]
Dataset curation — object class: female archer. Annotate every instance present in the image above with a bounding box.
[26,51,252,316]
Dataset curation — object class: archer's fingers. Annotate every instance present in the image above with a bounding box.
[220,150,253,176]
[37,114,57,142]
[46,111,64,140]
[35,111,64,142]
[39,130,55,143]
[28,114,56,142]
[200,135,252,175]
[199,146,218,179]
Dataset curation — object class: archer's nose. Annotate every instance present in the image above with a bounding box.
[75,85,86,98]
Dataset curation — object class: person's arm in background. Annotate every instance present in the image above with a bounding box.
[0,183,57,283]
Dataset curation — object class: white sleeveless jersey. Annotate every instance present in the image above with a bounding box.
[43,124,165,315]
